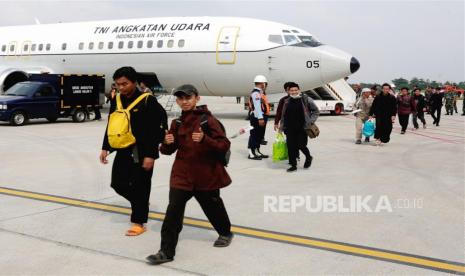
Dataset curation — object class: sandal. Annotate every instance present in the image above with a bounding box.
[146,251,174,265]
[125,224,146,236]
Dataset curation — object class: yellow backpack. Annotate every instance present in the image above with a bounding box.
[108,93,150,149]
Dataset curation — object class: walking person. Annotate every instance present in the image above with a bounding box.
[99,66,166,236]
[396,87,416,134]
[279,82,319,172]
[354,88,374,144]
[412,88,427,129]
[369,83,397,145]
[429,87,444,126]
[146,84,233,265]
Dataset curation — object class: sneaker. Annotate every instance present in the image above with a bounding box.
[214,233,234,247]
[287,166,297,172]
[146,251,174,265]
[355,140,362,144]
[364,137,370,143]
[304,156,313,169]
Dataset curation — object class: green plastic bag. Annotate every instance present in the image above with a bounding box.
[273,133,288,162]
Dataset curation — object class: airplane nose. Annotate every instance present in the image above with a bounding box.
[350,57,360,74]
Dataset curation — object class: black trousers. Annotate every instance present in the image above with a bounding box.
[374,116,393,143]
[285,129,311,166]
[398,114,410,132]
[111,150,153,224]
[160,188,231,257]
[430,106,442,125]
[412,112,426,128]
[248,114,262,150]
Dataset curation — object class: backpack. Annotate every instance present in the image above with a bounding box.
[175,113,231,167]
[107,93,150,149]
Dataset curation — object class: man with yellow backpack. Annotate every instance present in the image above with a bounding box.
[99,66,167,236]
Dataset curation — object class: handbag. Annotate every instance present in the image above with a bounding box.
[306,123,320,139]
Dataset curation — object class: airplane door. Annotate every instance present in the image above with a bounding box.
[216,26,240,64]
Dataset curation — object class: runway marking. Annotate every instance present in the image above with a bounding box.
[1,186,464,274]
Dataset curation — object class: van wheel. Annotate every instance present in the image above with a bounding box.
[72,109,86,123]
[333,104,344,115]
[10,111,28,126]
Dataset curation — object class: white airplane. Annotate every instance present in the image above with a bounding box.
[0,16,360,96]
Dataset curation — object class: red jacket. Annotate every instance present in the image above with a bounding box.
[160,105,231,191]
[397,94,416,115]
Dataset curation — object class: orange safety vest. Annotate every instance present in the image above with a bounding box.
[248,92,270,115]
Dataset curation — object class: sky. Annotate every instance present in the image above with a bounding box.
[0,0,463,84]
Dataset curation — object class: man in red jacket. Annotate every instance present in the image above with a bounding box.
[147,84,233,265]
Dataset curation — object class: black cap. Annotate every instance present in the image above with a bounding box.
[173,84,198,96]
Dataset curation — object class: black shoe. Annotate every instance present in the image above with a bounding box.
[364,137,370,142]
[400,131,405,134]
[260,140,268,145]
[257,150,269,159]
[287,166,297,172]
[355,140,362,144]
[248,154,262,160]
[146,251,174,265]
[304,156,313,169]
[214,233,234,247]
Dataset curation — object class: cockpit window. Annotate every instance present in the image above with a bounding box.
[298,36,323,47]
[268,35,284,45]
[284,35,299,45]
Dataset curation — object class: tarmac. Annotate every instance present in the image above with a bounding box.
[0,96,464,275]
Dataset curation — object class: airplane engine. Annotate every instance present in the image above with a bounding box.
[0,67,53,93]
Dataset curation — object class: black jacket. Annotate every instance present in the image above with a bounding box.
[429,93,444,108]
[102,89,166,160]
[413,94,426,112]
[369,93,397,118]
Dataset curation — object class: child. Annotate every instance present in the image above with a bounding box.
[147,84,233,265]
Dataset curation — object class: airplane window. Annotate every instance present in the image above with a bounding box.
[46,44,51,51]
[128,41,134,49]
[1,45,5,52]
[98,42,104,49]
[61,43,67,50]
[178,39,185,48]
[108,42,114,49]
[284,35,299,45]
[298,36,323,47]
[23,44,29,52]
[79,42,84,50]
[118,41,124,49]
[38,44,43,51]
[282,30,291,33]
[10,45,15,52]
[157,40,163,48]
[31,44,36,51]
[292,30,299,33]
[147,40,153,48]
[137,40,143,48]
[167,40,174,48]
[88,42,94,50]
[268,35,284,45]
